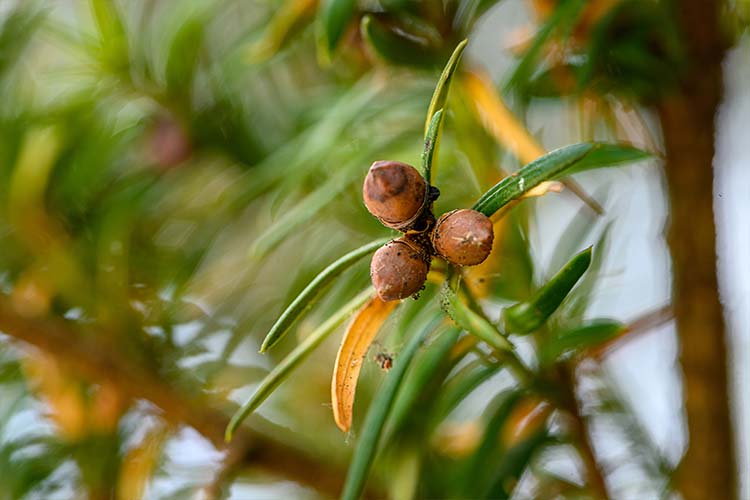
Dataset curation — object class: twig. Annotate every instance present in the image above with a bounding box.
[586,304,673,360]
[557,364,610,500]
[560,178,604,215]
[557,305,675,498]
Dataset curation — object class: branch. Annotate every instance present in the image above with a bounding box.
[0,297,356,498]
[556,364,610,500]
[586,304,673,361]
[656,0,736,497]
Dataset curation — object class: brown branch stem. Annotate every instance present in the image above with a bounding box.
[557,364,611,500]
[0,297,353,498]
[587,304,673,360]
[656,0,736,498]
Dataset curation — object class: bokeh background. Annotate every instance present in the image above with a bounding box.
[0,1,745,499]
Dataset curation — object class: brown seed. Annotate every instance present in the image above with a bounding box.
[432,209,494,266]
[363,161,427,230]
[370,239,429,301]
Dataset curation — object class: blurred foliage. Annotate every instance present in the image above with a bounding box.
[0,0,741,498]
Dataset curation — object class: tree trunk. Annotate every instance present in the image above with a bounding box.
[657,1,736,498]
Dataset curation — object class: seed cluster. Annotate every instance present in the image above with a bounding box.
[363,161,495,301]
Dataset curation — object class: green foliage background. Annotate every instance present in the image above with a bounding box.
[0,0,743,499]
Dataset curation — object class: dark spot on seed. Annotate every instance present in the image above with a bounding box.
[366,167,408,202]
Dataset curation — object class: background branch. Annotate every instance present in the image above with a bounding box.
[657,0,736,497]
[556,364,610,500]
[0,296,357,499]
